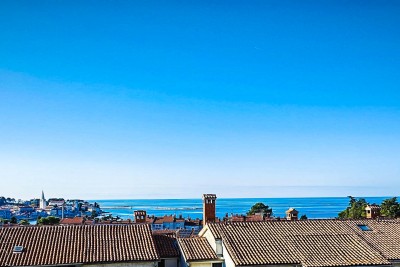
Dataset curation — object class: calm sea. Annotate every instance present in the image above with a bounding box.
[91,197,388,220]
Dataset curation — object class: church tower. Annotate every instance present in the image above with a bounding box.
[39,190,47,210]
[134,210,147,223]
[202,194,217,226]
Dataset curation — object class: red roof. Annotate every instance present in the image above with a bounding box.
[60,217,84,225]
[0,224,159,266]
[163,215,175,223]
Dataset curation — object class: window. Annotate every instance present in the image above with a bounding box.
[13,246,24,253]
[358,225,371,231]
[212,263,222,267]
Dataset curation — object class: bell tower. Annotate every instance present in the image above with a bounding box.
[134,210,147,223]
[39,190,47,210]
[202,194,217,226]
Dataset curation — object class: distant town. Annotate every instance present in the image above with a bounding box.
[1,193,399,235]
[0,191,102,225]
[0,192,306,235]
[1,193,400,267]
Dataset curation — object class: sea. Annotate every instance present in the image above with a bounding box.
[91,197,388,220]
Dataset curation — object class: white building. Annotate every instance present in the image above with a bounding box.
[39,190,47,210]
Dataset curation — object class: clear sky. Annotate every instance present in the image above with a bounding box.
[1,1,399,200]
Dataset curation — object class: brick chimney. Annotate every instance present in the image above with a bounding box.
[202,194,217,226]
[285,208,299,221]
[134,210,147,223]
[365,204,381,219]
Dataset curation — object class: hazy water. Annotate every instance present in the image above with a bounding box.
[91,197,388,220]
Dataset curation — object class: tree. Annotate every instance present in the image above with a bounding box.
[0,196,6,206]
[300,214,308,220]
[90,210,97,219]
[380,197,400,218]
[338,196,368,219]
[10,216,18,224]
[247,202,273,217]
[0,218,9,224]
[37,216,60,225]
[19,219,30,225]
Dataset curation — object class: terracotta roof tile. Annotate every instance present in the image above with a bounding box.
[60,217,84,225]
[163,216,175,223]
[154,218,164,224]
[0,224,159,267]
[153,234,180,258]
[345,219,400,261]
[178,238,218,262]
[207,220,391,267]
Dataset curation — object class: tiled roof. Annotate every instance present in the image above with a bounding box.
[154,218,164,224]
[163,216,175,223]
[345,219,400,261]
[153,229,177,236]
[153,234,180,258]
[0,224,159,267]
[207,220,391,267]
[178,238,218,262]
[177,229,200,238]
[286,208,299,214]
[60,217,84,225]
[245,214,264,222]
[230,216,245,222]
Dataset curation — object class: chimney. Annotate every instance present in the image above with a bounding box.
[365,204,381,219]
[202,194,217,226]
[285,208,299,221]
[134,210,147,223]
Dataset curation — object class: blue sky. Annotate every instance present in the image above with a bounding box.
[0,1,399,199]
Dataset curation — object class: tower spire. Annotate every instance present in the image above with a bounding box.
[40,190,46,210]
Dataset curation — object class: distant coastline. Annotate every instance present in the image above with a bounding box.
[91,196,390,220]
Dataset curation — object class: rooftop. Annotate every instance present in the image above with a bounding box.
[206,220,394,267]
[178,238,218,262]
[153,234,180,258]
[0,224,159,267]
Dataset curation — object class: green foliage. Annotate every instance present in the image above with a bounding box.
[100,214,121,222]
[300,214,308,220]
[338,196,368,219]
[90,210,97,219]
[247,202,273,217]
[0,218,10,224]
[19,219,30,225]
[10,216,18,224]
[380,197,400,218]
[37,216,60,225]
[0,196,5,206]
